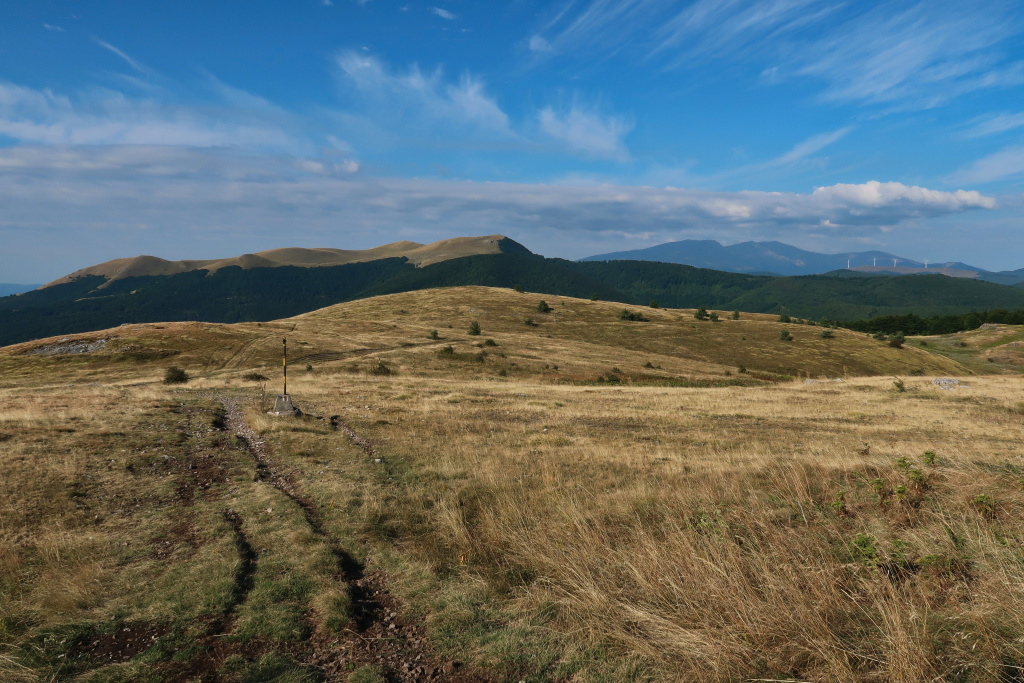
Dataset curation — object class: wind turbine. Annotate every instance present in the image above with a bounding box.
[924,259,928,269]
[892,258,898,267]
[873,257,877,267]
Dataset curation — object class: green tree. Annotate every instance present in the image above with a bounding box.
[694,306,708,320]
[468,321,481,336]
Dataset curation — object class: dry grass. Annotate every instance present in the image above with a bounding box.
[1,287,1022,681]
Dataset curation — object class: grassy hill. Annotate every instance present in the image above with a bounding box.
[4,286,1024,681]
[6,243,1024,347]
[0,286,969,387]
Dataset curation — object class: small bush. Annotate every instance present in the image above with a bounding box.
[888,332,905,348]
[778,313,791,323]
[909,368,924,376]
[590,293,599,301]
[731,310,740,320]
[242,372,268,382]
[892,376,905,392]
[694,306,708,320]
[709,312,719,322]
[922,450,936,466]
[820,329,835,339]
[163,366,190,384]
[483,338,497,346]
[429,329,439,340]
[497,368,507,377]
[919,340,928,346]
[972,494,996,519]
[873,331,887,340]
[369,359,393,376]
[537,300,552,313]
[524,318,538,327]
[468,321,481,336]
[437,345,455,357]
[738,365,746,373]
[514,284,523,293]
[649,299,659,308]
[779,329,793,341]
[643,361,655,369]
[305,364,313,372]
[619,309,647,322]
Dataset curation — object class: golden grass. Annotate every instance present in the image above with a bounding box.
[1,287,1022,680]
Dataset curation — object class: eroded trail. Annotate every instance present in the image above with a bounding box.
[218,395,484,682]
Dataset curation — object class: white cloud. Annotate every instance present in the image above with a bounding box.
[335,51,511,134]
[0,145,995,280]
[951,146,1024,184]
[539,105,633,160]
[431,7,457,20]
[322,0,334,5]
[43,24,65,32]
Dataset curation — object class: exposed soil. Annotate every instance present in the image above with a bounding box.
[69,622,170,665]
[219,395,491,682]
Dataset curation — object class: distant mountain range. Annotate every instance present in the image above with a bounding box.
[580,239,1024,284]
[4,235,1024,347]
[0,283,40,297]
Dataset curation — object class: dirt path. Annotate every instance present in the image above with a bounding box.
[218,395,487,682]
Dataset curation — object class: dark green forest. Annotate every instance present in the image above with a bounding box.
[5,248,1024,347]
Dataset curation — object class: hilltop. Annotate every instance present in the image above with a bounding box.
[0,286,970,387]
[44,234,510,287]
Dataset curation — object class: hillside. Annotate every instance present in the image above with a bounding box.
[0,287,970,387]
[43,234,509,287]
[5,285,1024,682]
[6,244,1024,346]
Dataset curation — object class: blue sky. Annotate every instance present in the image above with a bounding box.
[2,1,1024,282]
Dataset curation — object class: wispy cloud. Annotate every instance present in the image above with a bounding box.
[951,145,1024,184]
[431,7,457,20]
[531,0,1024,110]
[964,111,1024,137]
[336,51,511,134]
[94,39,150,76]
[0,80,304,151]
[43,24,65,32]
[538,105,633,160]
[772,127,852,165]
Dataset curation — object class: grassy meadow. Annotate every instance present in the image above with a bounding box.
[2,287,1024,682]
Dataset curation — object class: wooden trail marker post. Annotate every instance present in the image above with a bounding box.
[269,338,301,416]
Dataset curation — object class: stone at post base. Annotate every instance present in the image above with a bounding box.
[269,394,301,417]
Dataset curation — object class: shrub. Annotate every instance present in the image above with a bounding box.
[778,313,791,323]
[709,312,719,322]
[649,299,659,308]
[497,368,507,377]
[428,330,439,340]
[972,494,996,519]
[619,309,647,322]
[305,364,313,372]
[731,310,740,320]
[242,372,268,382]
[524,318,538,327]
[643,361,655,369]
[694,306,708,320]
[537,300,552,313]
[514,284,523,293]
[369,359,392,376]
[163,366,190,384]
[873,331,887,340]
[892,376,906,392]
[888,332,905,348]
[738,365,746,373]
[437,345,455,357]
[590,293,599,301]
[909,368,924,376]
[820,329,835,339]
[922,450,936,466]
[919,340,928,346]
[779,329,793,341]
[468,321,481,336]
[483,338,497,346]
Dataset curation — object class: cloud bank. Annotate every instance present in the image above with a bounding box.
[0,145,995,280]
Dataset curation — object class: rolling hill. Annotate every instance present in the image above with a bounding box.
[5,236,1024,347]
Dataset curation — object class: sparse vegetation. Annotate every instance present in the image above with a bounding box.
[537,300,552,313]
[779,329,793,341]
[619,309,648,322]
[709,311,719,322]
[694,306,708,320]
[468,320,481,335]
[821,328,835,339]
[428,329,439,340]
